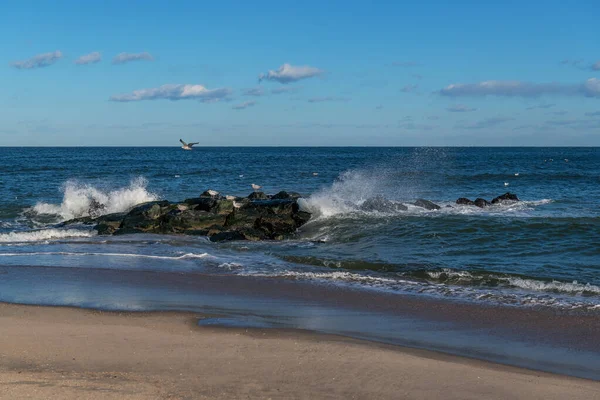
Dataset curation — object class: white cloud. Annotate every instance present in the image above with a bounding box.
[440,79,600,98]
[10,51,63,69]
[258,63,322,83]
[446,104,477,112]
[232,101,256,110]
[75,52,102,65]
[112,52,154,64]
[110,84,232,102]
[243,87,264,96]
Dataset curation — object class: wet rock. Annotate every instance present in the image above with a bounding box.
[413,199,441,210]
[491,192,519,204]
[360,196,407,212]
[248,191,269,200]
[456,198,475,206]
[272,191,302,200]
[81,190,311,241]
[474,198,490,208]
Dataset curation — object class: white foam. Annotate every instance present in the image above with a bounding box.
[0,251,211,260]
[31,177,158,221]
[507,277,600,295]
[0,229,95,243]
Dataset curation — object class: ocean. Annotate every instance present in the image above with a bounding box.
[1,147,599,378]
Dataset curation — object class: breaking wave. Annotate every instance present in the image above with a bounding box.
[31,177,158,221]
[304,169,552,219]
[0,229,96,243]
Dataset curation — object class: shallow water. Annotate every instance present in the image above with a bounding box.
[1,147,599,310]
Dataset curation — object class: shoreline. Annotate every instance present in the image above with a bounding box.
[1,302,599,399]
[1,265,600,380]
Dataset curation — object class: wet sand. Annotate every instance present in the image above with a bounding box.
[1,303,599,399]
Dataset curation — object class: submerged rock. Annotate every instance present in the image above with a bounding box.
[456,198,475,206]
[491,192,519,204]
[360,196,407,212]
[413,199,441,210]
[456,192,520,207]
[474,198,490,208]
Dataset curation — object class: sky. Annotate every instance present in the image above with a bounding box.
[0,0,599,146]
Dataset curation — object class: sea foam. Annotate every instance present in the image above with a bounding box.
[0,229,96,243]
[32,177,158,221]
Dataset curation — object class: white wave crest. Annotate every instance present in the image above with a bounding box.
[507,277,600,295]
[306,170,384,217]
[0,229,95,243]
[32,177,158,221]
[0,251,210,260]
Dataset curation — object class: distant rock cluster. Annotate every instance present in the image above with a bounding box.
[455,192,519,208]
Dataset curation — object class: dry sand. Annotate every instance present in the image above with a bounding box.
[0,303,598,399]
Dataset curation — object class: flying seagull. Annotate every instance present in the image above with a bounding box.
[180,139,199,151]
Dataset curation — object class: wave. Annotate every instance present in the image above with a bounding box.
[0,229,96,243]
[30,177,158,221]
[0,251,210,260]
[304,169,552,219]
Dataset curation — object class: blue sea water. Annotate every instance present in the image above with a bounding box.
[1,147,599,311]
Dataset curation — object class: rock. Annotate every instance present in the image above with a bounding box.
[474,198,490,208]
[115,201,172,234]
[248,191,269,200]
[200,190,221,198]
[360,196,407,212]
[161,209,226,233]
[94,212,128,235]
[491,192,519,204]
[456,198,475,206]
[80,189,311,242]
[414,199,441,210]
[272,191,302,200]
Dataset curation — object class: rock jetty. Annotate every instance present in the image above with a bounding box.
[63,190,311,242]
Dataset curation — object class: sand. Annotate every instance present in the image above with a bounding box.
[0,303,598,399]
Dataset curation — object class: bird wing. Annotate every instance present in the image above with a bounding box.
[188,142,199,147]
[179,139,187,146]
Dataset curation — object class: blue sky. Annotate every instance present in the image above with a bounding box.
[0,0,599,146]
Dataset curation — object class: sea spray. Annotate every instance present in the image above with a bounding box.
[32,177,158,221]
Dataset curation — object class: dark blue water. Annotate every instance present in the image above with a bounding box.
[1,147,599,310]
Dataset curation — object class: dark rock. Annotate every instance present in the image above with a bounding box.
[161,210,226,233]
[82,190,311,242]
[272,191,302,200]
[115,201,172,234]
[360,196,407,212]
[456,198,475,206]
[209,231,246,242]
[94,212,128,235]
[248,191,269,200]
[200,190,221,198]
[88,199,106,217]
[474,198,490,208]
[491,192,519,204]
[414,199,441,210]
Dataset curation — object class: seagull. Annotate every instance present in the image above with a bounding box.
[312,172,319,176]
[504,182,509,186]
[251,183,262,191]
[179,138,199,151]
[514,173,519,176]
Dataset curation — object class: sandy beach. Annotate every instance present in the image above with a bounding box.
[1,303,598,399]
